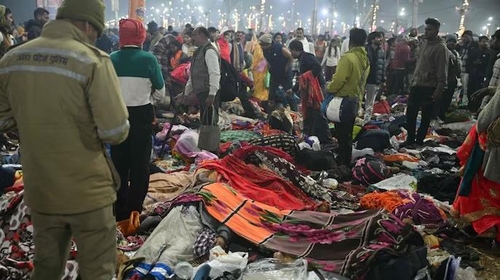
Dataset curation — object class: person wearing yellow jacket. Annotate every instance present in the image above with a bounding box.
[0,0,129,279]
[327,28,370,166]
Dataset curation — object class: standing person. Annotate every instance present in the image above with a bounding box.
[0,0,130,279]
[286,28,314,54]
[438,35,461,120]
[181,27,221,153]
[273,32,283,44]
[248,33,269,103]
[110,18,165,222]
[327,28,370,166]
[408,28,418,41]
[231,31,245,72]
[364,31,386,123]
[182,29,197,57]
[95,30,114,53]
[340,36,350,56]
[486,29,500,85]
[458,30,478,104]
[314,34,327,63]
[403,18,449,147]
[0,5,14,58]
[25,7,50,40]
[288,40,331,144]
[467,35,490,106]
[149,25,165,52]
[322,38,340,81]
[259,33,294,110]
[218,30,231,62]
[153,33,179,79]
[389,35,412,96]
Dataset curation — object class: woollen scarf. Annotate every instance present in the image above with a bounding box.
[298,70,324,118]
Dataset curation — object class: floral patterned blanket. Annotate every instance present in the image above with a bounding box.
[200,182,423,279]
[0,184,79,280]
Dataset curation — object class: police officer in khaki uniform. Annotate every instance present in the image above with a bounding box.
[0,0,129,279]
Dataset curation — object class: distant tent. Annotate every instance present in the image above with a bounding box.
[375,26,390,35]
[417,25,426,34]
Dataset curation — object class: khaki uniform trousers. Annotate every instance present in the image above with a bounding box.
[30,204,116,280]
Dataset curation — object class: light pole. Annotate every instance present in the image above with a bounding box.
[457,0,470,34]
[311,0,318,35]
[411,0,420,28]
[395,0,400,33]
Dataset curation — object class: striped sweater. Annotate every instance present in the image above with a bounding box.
[110,47,165,107]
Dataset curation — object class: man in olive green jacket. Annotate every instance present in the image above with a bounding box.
[0,0,129,279]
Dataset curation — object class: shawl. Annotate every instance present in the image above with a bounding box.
[477,87,500,183]
[298,70,324,118]
[199,183,419,279]
[198,147,317,211]
[169,50,184,69]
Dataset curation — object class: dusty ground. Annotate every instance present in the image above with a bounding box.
[471,246,500,280]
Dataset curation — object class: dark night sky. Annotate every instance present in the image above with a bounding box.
[2,0,499,34]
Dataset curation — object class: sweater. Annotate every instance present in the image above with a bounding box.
[411,37,449,91]
[110,47,166,107]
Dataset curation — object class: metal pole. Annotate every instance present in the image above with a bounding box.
[395,0,400,34]
[354,0,359,27]
[411,0,418,28]
[312,0,318,35]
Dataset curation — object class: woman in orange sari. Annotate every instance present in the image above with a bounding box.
[452,86,500,243]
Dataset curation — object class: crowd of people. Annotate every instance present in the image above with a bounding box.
[1,0,500,279]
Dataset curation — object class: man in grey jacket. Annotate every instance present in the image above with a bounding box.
[403,18,449,147]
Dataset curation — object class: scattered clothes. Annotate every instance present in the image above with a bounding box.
[417,174,460,204]
[356,129,391,152]
[352,155,391,186]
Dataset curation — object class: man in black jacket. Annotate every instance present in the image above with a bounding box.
[25,8,49,41]
[287,39,331,144]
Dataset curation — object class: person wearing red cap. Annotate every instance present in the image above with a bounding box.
[110,18,165,221]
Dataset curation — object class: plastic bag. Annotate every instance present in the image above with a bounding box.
[242,258,308,280]
[455,267,477,280]
[370,174,417,191]
[307,271,350,280]
[205,246,248,279]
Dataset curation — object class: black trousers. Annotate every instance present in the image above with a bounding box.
[467,75,485,112]
[303,109,331,145]
[438,80,457,120]
[389,69,406,96]
[405,86,435,144]
[236,87,257,118]
[111,104,153,221]
[333,119,354,167]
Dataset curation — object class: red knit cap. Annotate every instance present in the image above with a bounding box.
[119,18,146,48]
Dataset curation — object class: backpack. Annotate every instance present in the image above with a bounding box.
[352,155,391,186]
[203,46,240,102]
